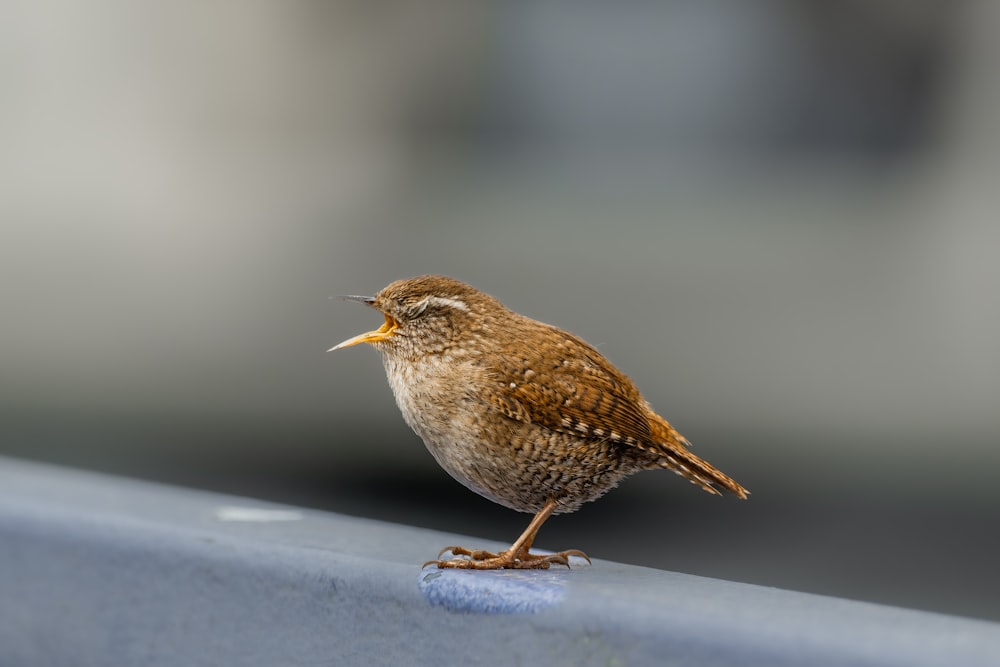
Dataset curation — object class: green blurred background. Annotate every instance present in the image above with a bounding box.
[2,1,998,621]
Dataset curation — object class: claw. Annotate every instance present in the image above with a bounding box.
[436,546,460,560]
[560,549,592,565]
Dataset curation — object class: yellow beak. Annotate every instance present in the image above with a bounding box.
[328,314,399,351]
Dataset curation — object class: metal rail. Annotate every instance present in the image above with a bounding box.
[1,456,997,666]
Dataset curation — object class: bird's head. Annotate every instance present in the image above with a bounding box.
[329,275,502,358]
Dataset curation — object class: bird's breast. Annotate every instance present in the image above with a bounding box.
[382,352,518,502]
[383,353,481,450]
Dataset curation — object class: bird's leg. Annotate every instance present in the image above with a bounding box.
[430,500,591,570]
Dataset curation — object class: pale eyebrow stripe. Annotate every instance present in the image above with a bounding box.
[424,296,469,312]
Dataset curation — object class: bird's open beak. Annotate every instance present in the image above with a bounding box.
[328,294,399,351]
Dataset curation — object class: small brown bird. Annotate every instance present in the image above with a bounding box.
[331,275,748,569]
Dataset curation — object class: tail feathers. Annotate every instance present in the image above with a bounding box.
[643,417,749,499]
[656,445,749,499]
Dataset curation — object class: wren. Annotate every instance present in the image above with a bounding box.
[330,275,748,569]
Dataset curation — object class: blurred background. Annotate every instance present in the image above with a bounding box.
[2,0,998,621]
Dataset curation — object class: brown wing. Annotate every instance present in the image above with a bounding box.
[482,323,751,499]
[484,328,653,447]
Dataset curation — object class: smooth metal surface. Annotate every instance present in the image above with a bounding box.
[1,455,997,667]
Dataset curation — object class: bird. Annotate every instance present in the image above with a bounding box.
[330,275,748,569]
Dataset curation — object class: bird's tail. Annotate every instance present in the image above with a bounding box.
[644,415,749,499]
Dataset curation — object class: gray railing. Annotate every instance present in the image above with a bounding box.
[1,456,997,666]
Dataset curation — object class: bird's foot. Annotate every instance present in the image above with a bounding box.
[426,545,591,570]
